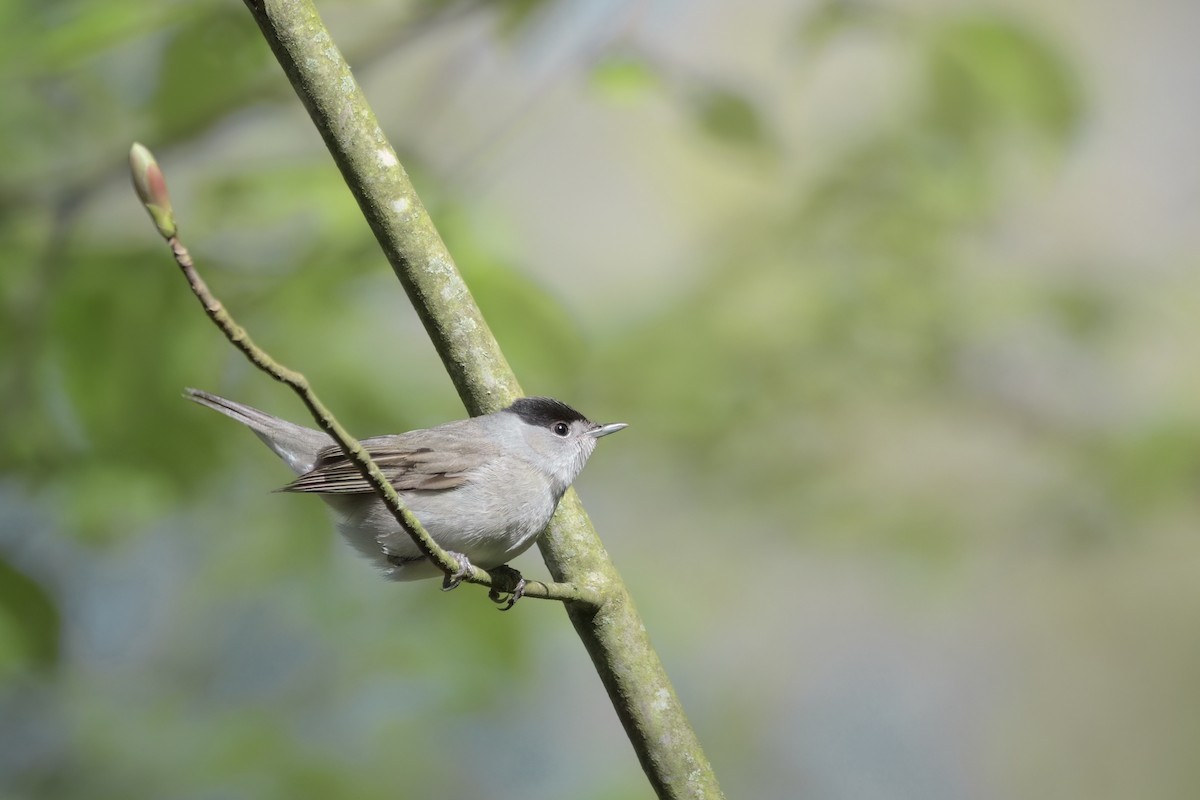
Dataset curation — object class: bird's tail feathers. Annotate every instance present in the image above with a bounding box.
[184,388,329,475]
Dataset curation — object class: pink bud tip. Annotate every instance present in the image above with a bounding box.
[129,142,177,239]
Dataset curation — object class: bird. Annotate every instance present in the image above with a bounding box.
[185,388,626,605]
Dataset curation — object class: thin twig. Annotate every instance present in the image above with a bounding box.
[186,240,598,605]
[170,235,598,608]
[130,144,597,608]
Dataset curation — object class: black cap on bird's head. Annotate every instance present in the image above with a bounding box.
[504,397,627,439]
[505,397,590,428]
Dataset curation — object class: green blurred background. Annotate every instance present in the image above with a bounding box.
[4,0,1200,797]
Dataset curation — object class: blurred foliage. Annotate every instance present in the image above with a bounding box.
[0,556,59,674]
[588,54,660,104]
[687,84,774,151]
[3,0,1198,799]
[152,5,270,140]
[925,17,1082,149]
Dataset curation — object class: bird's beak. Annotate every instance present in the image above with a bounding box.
[589,422,628,438]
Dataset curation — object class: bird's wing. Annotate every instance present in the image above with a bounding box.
[279,428,489,495]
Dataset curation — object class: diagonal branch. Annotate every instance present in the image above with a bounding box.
[218,2,725,798]
[130,144,598,609]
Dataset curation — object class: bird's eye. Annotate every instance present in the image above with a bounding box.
[552,421,570,437]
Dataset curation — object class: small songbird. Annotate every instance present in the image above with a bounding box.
[186,389,626,601]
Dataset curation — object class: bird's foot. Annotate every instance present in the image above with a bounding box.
[441,551,474,591]
[487,565,527,611]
